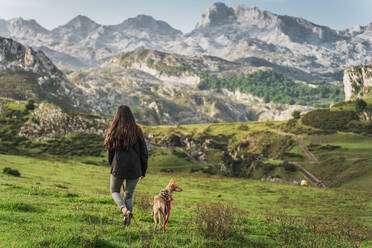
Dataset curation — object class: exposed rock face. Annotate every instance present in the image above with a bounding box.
[0,37,61,74]
[195,2,236,29]
[343,65,372,100]
[118,15,182,35]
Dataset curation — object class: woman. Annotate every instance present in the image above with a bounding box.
[104,105,148,226]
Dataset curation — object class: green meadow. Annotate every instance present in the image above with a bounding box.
[1,98,372,247]
[0,154,371,248]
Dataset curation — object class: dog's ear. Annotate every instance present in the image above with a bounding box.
[170,178,175,184]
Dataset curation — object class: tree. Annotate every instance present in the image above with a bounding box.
[264,93,270,103]
[26,99,35,111]
[363,105,372,121]
[292,110,301,119]
[355,99,367,112]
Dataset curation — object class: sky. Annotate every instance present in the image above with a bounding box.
[0,0,371,32]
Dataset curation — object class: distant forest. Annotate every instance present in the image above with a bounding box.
[197,70,344,107]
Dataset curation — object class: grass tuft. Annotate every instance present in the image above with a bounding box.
[0,201,41,212]
[2,167,21,177]
[194,203,239,241]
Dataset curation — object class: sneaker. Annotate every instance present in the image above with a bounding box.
[123,214,127,227]
[127,213,133,226]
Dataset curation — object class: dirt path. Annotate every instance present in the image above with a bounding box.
[271,130,318,163]
[296,135,318,163]
[290,162,326,188]
[271,129,325,188]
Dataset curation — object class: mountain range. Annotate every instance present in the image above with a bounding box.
[1,2,372,125]
[0,36,315,124]
[0,2,371,84]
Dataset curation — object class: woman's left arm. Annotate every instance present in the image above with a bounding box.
[139,136,148,177]
[108,150,115,165]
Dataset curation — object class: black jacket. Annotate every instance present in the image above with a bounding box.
[108,137,148,179]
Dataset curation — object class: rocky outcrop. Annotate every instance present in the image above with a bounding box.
[0,37,90,111]
[343,65,372,100]
[18,102,108,140]
[0,37,62,75]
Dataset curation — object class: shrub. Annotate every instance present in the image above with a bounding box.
[25,99,35,111]
[2,167,21,177]
[194,203,238,241]
[135,192,152,212]
[319,144,341,151]
[262,163,276,173]
[292,110,301,119]
[347,120,372,134]
[302,109,359,131]
[282,161,297,172]
[280,152,304,159]
[355,99,367,112]
[237,124,249,131]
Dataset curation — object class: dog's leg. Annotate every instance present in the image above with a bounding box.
[153,209,158,232]
[162,213,167,233]
[158,211,163,231]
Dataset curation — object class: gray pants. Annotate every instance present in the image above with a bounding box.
[110,174,139,212]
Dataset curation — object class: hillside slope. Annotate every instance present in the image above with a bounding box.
[0,37,88,110]
[1,98,371,190]
[68,49,318,124]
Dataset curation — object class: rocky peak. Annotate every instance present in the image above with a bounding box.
[54,15,99,32]
[193,2,342,45]
[117,15,182,35]
[234,5,273,22]
[195,2,236,29]
[277,15,342,44]
[51,15,100,43]
[7,17,49,34]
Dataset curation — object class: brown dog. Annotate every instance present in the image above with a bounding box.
[152,178,182,233]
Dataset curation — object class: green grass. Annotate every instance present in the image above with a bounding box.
[0,154,371,247]
[331,99,372,112]
[301,132,372,191]
[148,147,203,172]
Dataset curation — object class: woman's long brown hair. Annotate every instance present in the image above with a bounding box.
[104,105,144,151]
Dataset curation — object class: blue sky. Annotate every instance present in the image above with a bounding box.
[0,0,371,32]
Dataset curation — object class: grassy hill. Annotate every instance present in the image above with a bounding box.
[0,154,371,247]
[1,97,371,190]
[1,97,372,247]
